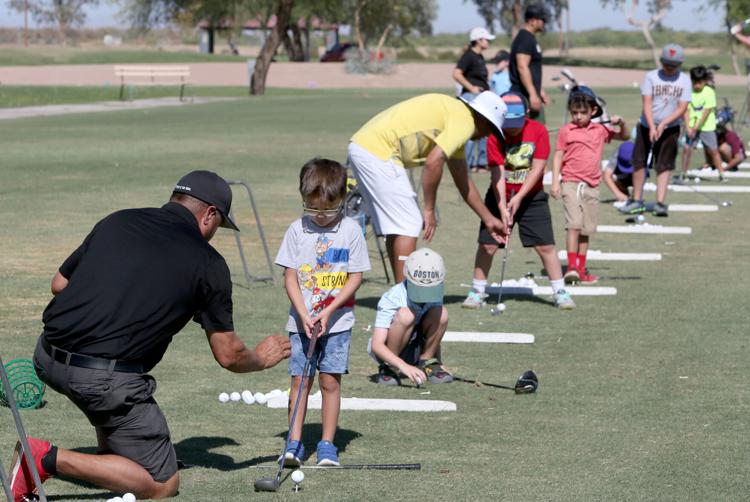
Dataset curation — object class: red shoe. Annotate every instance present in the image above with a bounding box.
[578,269,599,284]
[10,437,52,502]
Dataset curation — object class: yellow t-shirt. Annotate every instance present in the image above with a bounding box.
[350,94,475,167]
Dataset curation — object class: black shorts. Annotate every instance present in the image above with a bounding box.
[632,123,680,173]
[614,171,634,187]
[478,189,555,247]
[33,337,177,482]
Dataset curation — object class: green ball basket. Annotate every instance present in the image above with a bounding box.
[0,358,45,409]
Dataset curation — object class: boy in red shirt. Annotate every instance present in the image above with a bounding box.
[551,86,629,284]
[462,91,575,310]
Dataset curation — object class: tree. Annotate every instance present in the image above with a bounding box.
[464,0,565,37]
[599,0,676,66]
[349,0,436,54]
[251,0,294,94]
[8,0,99,43]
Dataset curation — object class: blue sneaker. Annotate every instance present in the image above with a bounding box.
[281,440,304,467]
[316,440,340,466]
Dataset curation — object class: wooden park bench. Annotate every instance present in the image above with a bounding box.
[114,65,191,101]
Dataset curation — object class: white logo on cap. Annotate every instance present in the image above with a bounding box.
[175,185,192,191]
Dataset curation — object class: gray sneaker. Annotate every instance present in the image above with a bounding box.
[652,202,669,217]
[553,289,576,310]
[461,289,487,309]
[618,199,647,215]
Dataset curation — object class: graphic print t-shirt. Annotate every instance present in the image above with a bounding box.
[275,216,371,333]
[487,119,550,199]
[639,69,691,129]
[350,94,475,167]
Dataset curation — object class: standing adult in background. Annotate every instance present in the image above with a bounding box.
[509,3,549,123]
[453,27,496,173]
[11,171,291,501]
[489,50,512,96]
[348,92,508,283]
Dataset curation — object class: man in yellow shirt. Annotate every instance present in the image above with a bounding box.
[348,91,507,282]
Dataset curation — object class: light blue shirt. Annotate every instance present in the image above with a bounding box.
[374,282,442,329]
[491,70,511,96]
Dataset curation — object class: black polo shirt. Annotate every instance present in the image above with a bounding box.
[42,202,234,371]
[509,28,543,97]
[456,49,489,94]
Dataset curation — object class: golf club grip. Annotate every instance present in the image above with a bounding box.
[306,322,322,358]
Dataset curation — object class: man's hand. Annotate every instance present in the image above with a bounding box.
[422,208,438,242]
[529,94,543,112]
[469,84,482,94]
[541,89,550,106]
[484,214,506,243]
[254,335,291,370]
[400,364,427,386]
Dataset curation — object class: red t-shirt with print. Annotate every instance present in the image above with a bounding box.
[487,119,550,199]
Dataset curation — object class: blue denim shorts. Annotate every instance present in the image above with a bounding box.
[288,330,351,375]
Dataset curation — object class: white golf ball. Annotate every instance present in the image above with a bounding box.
[636,214,645,223]
[269,388,284,397]
[123,493,136,502]
[497,303,506,312]
[291,469,305,483]
[229,391,241,402]
[254,392,268,405]
[694,177,701,184]
[106,498,124,502]
[218,392,230,403]
[241,390,255,404]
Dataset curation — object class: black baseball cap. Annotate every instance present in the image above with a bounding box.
[173,170,239,231]
[489,50,510,64]
[525,3,549,22]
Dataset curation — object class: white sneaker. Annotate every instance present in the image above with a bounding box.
[612,200,627,209]
[553,289,576,310]
[462,289,487,309]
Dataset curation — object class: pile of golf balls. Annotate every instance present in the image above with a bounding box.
[491,276,539,288]
[106,493,136,502]
[218,388,287,406]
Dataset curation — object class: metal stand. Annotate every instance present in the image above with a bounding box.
[0,356,48,502]
[227,181,276,286]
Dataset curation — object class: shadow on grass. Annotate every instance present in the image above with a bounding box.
[174,436,269,471]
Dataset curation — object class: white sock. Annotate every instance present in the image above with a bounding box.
[550,278,565,292]
[472,279,487,294]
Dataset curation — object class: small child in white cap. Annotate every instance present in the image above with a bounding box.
[368,248,452,386]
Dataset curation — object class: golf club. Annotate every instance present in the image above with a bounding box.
[454,369,538,394]
[254,322,322,493]
[676,180,733,207]
[0,356,48,502]
[249,463,421,470]
[491,194,515,316]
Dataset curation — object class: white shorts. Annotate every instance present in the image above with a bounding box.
[347,142,422,237]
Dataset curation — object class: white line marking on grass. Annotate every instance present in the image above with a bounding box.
[557,250,662,261]
[643,182,750,193]
[471,285,617,296]
[267,396,456,412]
[688,169,750,179]
[668,204,718,212]
[443,332,535,344]
[597,224,692,234]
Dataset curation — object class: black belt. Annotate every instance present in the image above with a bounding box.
[41,337,143,373]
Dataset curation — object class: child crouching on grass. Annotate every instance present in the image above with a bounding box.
[368,248,452,386]
[551,86,629,284]
[275,158,371,466]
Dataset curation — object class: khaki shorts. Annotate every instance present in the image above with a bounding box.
[561,181,599,236]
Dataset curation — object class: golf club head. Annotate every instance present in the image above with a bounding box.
[254,477,280,492]
[514,370,538,394]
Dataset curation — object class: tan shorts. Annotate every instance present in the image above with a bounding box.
[561,181,599,236]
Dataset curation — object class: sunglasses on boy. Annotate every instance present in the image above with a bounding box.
[302,203,344,217]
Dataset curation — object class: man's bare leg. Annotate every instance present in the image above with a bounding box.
[56,449,179,499]
[386,235,418,283]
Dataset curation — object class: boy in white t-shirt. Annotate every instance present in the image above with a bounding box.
[275,158,371,467]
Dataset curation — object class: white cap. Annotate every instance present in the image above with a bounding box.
[469,27,496,42]
[404,248,446,304]
[459,91,507,136]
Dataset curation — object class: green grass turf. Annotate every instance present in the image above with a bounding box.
[1,88,749,501]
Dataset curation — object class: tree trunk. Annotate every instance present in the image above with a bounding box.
[290,23,305,61]
[374,24,392,61]
[354,0,367,55]
[511,0,523,38]
[623,0,670,68]
[251,0,295,95]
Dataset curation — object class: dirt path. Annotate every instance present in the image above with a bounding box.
[1,62,746,89]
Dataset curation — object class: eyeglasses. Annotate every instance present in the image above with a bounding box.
[302,203,343,217]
